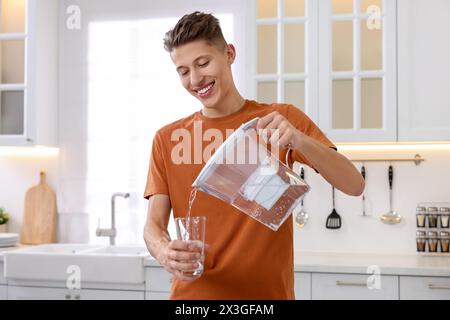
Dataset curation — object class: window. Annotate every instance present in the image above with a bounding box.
[85,16,233,244]
[58,0,248,245]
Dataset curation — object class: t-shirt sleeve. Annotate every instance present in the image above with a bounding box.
[285,104,337,172]
[143,131,170,200]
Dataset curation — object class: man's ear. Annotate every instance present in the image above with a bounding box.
[225,44,236,64]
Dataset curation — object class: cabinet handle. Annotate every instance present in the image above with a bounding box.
[428,284,450,290]
[336,281,367,287]
[65,294,71,300]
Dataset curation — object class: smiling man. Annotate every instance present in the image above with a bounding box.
[143,11,364,300]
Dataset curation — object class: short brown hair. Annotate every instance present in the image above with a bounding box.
[163,11,227,52]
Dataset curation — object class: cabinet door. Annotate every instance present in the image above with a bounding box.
[7,286,145,300]
[318,0,397,142]
[295,272,311,300]
[253,0,319,122]
[145,267,172,292]
[0,262,5,285]
[7,286,72,300]
[397,0,450,141]
[312,273,399,300]
[0,285,6,300]
[400,276,450,300]
[0,0,58,146]
[0,0,26,144]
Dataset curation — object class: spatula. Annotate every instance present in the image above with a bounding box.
[326,186,341,229]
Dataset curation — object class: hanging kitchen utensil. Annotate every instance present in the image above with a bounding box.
[326,186,341,229]
[380,165,402,224]
[295,167,309,228]
[361,164,367,216]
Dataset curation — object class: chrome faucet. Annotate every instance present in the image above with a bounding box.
[96,192,130,245]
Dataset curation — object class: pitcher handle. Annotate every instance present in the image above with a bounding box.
[285,147,293,169]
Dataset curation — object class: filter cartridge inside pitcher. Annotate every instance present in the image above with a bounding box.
[239,156,290,210]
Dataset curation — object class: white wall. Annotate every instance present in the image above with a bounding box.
[0,154,58,234]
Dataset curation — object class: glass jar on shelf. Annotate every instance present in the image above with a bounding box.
[439,207,450,228]
[416,206,427,228]
[427,231,439,252]
[427,207,439,228]
[439,231,450,253]
[416,230,427,252]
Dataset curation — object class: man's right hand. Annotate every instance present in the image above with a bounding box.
[158,239,202,281]
[144,195,203,282]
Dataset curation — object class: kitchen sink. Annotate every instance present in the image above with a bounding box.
[3,244,151,284]
[84,245,149,256]
[16,243,101,254]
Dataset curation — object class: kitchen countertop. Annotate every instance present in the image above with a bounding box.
[144,251,450,277]
[2,245,449,277]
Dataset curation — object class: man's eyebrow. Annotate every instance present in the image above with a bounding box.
[176,55,211,72]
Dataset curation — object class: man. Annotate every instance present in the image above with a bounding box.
[143,11,364,299]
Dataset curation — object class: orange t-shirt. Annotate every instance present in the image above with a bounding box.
[144,99,336,299]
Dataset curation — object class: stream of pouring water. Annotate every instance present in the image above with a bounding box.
[181,188,204,276]
[185,188,198,239]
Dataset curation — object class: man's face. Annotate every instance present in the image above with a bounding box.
[170,39,235,109]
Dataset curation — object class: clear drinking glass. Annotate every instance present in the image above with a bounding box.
[174,216,206,278]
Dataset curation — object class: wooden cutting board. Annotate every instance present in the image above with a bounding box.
[20,171,57,244]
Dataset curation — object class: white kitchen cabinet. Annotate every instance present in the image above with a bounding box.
[311,273,399,300]
[79,289,144,300]
[294,272,311,300]
[0,0,58,146]
[145,267,172,293]
[145,291,170,300]
[400,276,450,300]
[318,0,398,142]
[397,0,450,141]
[145,267,171,300]
[0,285,6,300]
[0,262,5,285]
[252,0,398,143]
[7,285,144,300]
[8,286,74,300]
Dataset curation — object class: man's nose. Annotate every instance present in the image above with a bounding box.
[190,69,203,87]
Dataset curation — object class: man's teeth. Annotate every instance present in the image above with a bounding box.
[198,83,214,94]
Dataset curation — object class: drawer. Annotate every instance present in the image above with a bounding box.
[400,276,450,300]
[145,291,170,300]
[0,263,5,285]
[295,272,311,300]
[145,267,172,292]
[312,273,399,300]
[0,285,6,300]
[7,286,72,300]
